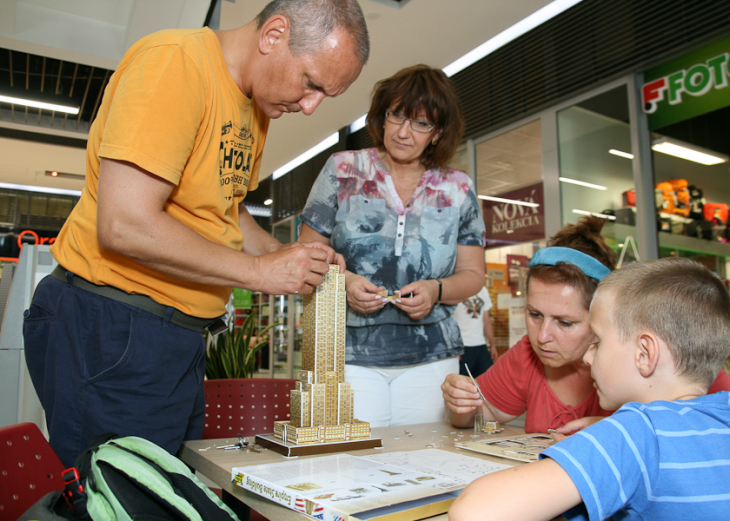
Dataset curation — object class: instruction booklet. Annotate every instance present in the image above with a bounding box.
[232,448,511,521]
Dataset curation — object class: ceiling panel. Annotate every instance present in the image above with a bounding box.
[0,0,555,192]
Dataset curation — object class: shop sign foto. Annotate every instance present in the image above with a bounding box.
[642,34,730,129]
[482,183,544,249]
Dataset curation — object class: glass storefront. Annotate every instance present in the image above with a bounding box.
[468,119,544,353]
[260,216,303,379]
[651,105,730,278]
[642,34,730,279]
[556,85,637,265]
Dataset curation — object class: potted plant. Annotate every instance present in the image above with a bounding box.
[202,312,291,439]
[204,311,275,380]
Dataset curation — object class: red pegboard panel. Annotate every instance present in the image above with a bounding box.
[0,422,65,521]
[202,379,297,440]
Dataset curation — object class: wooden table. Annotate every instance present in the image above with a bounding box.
[180,421,527,521]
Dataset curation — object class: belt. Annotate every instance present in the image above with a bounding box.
[51,265,225,333]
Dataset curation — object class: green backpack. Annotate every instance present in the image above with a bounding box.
[22,434,240,521]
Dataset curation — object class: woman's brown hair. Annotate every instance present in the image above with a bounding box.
[365,64,465,170]
[528,216,617,309]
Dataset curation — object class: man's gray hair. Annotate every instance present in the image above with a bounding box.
[256,0,370,64]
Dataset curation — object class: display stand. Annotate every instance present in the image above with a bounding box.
[255,433,382,457]
[617,235,640,267]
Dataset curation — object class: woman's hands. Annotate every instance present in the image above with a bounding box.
[344,275,441,319]
[393,279,440,320]
[442,373,518,428]
[345,272,385,314]
[441,373,484,416]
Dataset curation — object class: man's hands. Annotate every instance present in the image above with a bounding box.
[299,242,346,273]
[252,242,345,295]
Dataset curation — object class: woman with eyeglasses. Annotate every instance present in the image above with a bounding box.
[298,64,486,427]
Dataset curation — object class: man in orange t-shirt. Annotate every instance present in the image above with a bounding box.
[23,0,369,467]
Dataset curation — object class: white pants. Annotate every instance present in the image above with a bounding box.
[345,357,458,428]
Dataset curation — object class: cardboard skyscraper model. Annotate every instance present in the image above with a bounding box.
[272,265,372,445]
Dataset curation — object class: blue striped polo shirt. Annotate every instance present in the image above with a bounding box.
[541,391,730,520]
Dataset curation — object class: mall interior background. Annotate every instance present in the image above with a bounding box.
[1,0,730,379]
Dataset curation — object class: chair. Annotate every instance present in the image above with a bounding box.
[0,422,65,521]
[202,378,297,439]
[202,378,297,521]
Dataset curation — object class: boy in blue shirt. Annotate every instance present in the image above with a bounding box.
[449,257,730,521]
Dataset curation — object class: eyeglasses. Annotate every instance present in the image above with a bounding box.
[385,109,435,133]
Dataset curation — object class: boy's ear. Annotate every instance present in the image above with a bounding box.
[259,15,288,55]
[635,331,660,378]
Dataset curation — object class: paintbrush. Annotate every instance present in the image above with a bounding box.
[464,363,487,403]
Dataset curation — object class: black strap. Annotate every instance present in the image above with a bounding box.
[51,265,221,333]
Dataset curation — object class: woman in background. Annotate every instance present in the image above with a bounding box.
[299,65,485,427]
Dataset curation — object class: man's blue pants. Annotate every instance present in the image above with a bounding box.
[23,272,206,468]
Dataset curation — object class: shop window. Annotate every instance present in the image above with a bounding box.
[651,105,730,277]
[266,217,303,379]
[474,120,543,353]
[557,86,635,265]
[448,146,469,175]
[0,193,16,224]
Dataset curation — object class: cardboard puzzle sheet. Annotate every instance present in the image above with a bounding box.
[454,433,556,463]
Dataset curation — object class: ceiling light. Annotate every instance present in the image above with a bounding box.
[45,170,85,180]
[443,0,584,77]
[651,138,728,165]
[609,149,634,159]
[264,199,273,206]
[349,114,367,134]
[0,94,79,115]
[572,209,616,220]
[0,182,81,196]
[478,195,539,208]
[349,0,584,133]
[559,177,607,190]
[272,132,340,180]
[367,0,413,9]
[244,205,272,217]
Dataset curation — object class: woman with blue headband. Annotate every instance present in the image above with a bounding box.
[442,216,730,434]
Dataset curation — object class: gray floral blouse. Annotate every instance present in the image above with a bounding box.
[301,148,486,367]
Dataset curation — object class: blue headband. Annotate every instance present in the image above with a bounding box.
[529,247,611,281]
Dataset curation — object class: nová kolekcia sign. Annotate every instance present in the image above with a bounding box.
[482,183,544,249]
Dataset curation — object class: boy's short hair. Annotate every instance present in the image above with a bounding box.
[596,257,730,386]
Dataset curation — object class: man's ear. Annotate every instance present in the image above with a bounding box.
[636,331,660,378]
[258,15,288,55]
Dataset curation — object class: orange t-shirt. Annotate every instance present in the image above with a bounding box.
[52,28,269,318]
[477,335,611,433]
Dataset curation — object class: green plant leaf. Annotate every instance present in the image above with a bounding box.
[204,311,280,379]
